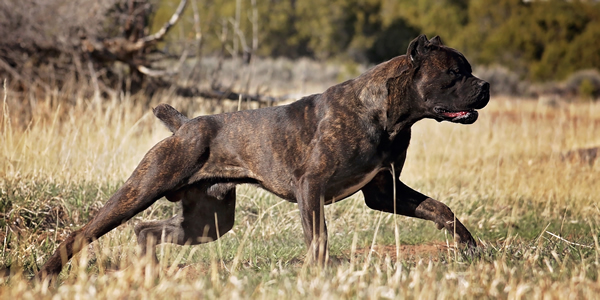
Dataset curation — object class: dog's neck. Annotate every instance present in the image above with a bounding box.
[384,80,420,136]
[382,60,425,140]
[350,55,425,142]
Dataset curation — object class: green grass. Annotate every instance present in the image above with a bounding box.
[1,178,599,299]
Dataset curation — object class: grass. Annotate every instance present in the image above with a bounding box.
[1,81,599,298]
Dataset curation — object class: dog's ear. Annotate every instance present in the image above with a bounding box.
[407,34,431,64]
[429,36,443,46]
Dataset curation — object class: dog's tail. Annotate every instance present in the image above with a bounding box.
[153,103,189,133]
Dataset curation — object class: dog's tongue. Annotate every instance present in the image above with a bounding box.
[442,111,469,118]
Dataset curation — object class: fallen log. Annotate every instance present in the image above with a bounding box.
[174,86,293,103]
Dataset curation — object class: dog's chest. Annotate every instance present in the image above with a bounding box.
[328,167,384,203]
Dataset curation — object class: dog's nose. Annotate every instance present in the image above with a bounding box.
[472,80,490,109]
[479,80,490,92]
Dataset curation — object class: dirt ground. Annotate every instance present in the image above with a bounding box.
[351,242,452,262]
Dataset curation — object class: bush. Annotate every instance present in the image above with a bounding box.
[579,79,595,100]
[564,69,600,100]
[473,65,527,96]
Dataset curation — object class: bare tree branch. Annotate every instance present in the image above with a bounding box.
[0,57,51,93]
[136,50,188,77]
[251,0,259,54]
[139,0,188,44]
[0,0,190,96]
[191,0,203,48]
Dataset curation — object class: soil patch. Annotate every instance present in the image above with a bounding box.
[350,242,452,262]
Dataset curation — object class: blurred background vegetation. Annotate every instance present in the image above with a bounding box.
[155,0,600,82]
[1,0,600,105]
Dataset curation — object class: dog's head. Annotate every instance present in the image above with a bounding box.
[406,35,489,124]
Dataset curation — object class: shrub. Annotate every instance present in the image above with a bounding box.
[564,69,600,100]
[473,65,527,96]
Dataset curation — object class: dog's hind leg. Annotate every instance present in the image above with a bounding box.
[134,184,236,263]
[36,134,207,280]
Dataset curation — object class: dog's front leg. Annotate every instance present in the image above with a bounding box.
[362,172,477,248]
[296,176,328,266]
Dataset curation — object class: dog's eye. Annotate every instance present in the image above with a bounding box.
[448,69,459,77]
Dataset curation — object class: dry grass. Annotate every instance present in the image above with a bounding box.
[1,80,599,299]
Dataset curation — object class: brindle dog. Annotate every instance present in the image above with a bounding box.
[37,35,489,279]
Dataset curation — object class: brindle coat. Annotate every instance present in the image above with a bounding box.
[37,35,489,279]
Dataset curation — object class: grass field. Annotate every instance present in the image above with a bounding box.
[1,83,599,298]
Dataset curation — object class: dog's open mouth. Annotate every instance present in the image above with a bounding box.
[434,107,479,124]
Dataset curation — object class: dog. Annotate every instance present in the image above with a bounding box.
[37,35,489,279]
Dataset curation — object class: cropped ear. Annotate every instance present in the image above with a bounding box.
[407,34,430,64]
[429,36,443,46]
